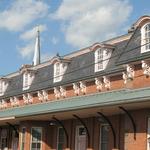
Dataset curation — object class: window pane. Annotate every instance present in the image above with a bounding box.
[57,128,65,150]
[100,125,109,150]
[31,128,42,150]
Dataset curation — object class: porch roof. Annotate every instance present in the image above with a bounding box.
[0,87,150,119]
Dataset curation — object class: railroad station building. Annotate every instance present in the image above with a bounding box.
[0,16,150,150]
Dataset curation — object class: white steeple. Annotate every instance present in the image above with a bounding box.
[33,26,40,66]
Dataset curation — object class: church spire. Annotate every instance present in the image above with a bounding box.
[33,26,40,66]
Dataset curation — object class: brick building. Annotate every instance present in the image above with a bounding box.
[0,16,150,150]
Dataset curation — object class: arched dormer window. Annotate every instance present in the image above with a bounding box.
[0,78,9,96]
[23,72,34,90]
[95,48,112,72]
[20,65,35,91]
[141,23,150,53]
[95,48,103,71]
[54,62,61,82]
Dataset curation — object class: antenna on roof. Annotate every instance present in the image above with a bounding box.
[33,25,41,66]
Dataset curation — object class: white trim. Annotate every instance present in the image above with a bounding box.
[95,48,112,72]
[141,22,150,53]
[53,62,68,83]
[23,72,35,91]
[75,125,86,150]
[30,127,42,150]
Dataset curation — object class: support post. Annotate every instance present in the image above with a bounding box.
[97,112,117,148]
[73,114,91,148]
[119,106,136,140]
[52,117,69,148]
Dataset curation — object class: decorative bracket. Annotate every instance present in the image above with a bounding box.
[10,97,19,107]
[54,87,61,99]
[38,90,48,102]
[79,81,86,94]
[0,99,7,109]
[103,76,110,89]
[60,86,66,98]
[73,83,80,95]
[123,64,134,84]
[23,93,33,104]
[95,77,103,91]
[141,60,150,77]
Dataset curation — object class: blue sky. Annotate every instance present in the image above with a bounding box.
[0,0,149,76]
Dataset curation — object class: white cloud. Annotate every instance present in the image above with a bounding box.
[18,43,34,59]
[20,25,47,41]
[0,0,48,31]
[19,24,47,59]
[52,0,132,48]
[51,36,59,45]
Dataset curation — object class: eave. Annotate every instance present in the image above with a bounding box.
[0,87,150,119]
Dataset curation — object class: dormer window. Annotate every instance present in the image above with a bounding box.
[0,79,8,96]
[54,62,68,83]
[20,65,35,91]
[54,62,61,82]
[95,48,112,72]
[23,72,34,90]
[95,48,103,71]
[141,23,150,53]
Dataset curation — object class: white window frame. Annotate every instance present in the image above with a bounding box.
[20,127,26,150]
[75,125,86,150]
[54,62,68,83]
[0,80,4,95]
[141,22,150,53]
[95,48,103,72]
[95,48,111,72]
[57,127,65,150]
[30,127,42,150]
[23,72,34,90]
[54,62,61,82]
[99,124,109,150]
[0,80,8,96]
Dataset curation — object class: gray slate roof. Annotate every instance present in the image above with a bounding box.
[2,39,129,99]
[3,25,150,99]
[117,27,150,65]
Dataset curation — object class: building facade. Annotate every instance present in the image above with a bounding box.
[0,16,150,150]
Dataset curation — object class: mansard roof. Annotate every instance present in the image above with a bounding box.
[117,16,150,65]
[1,16,150,99]
[1,38,129,99]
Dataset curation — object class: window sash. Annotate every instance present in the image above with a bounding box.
[23,73,29,88]
[100,124,109,150]
[57,127,65,150]
[142,23,150,52]
[31,127,42,150]
[95,49,103,71]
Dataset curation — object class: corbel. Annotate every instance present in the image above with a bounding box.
[103,76,110,89]
[79,81,86,94]
[141,60,150,77]
[95,77,103,91]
